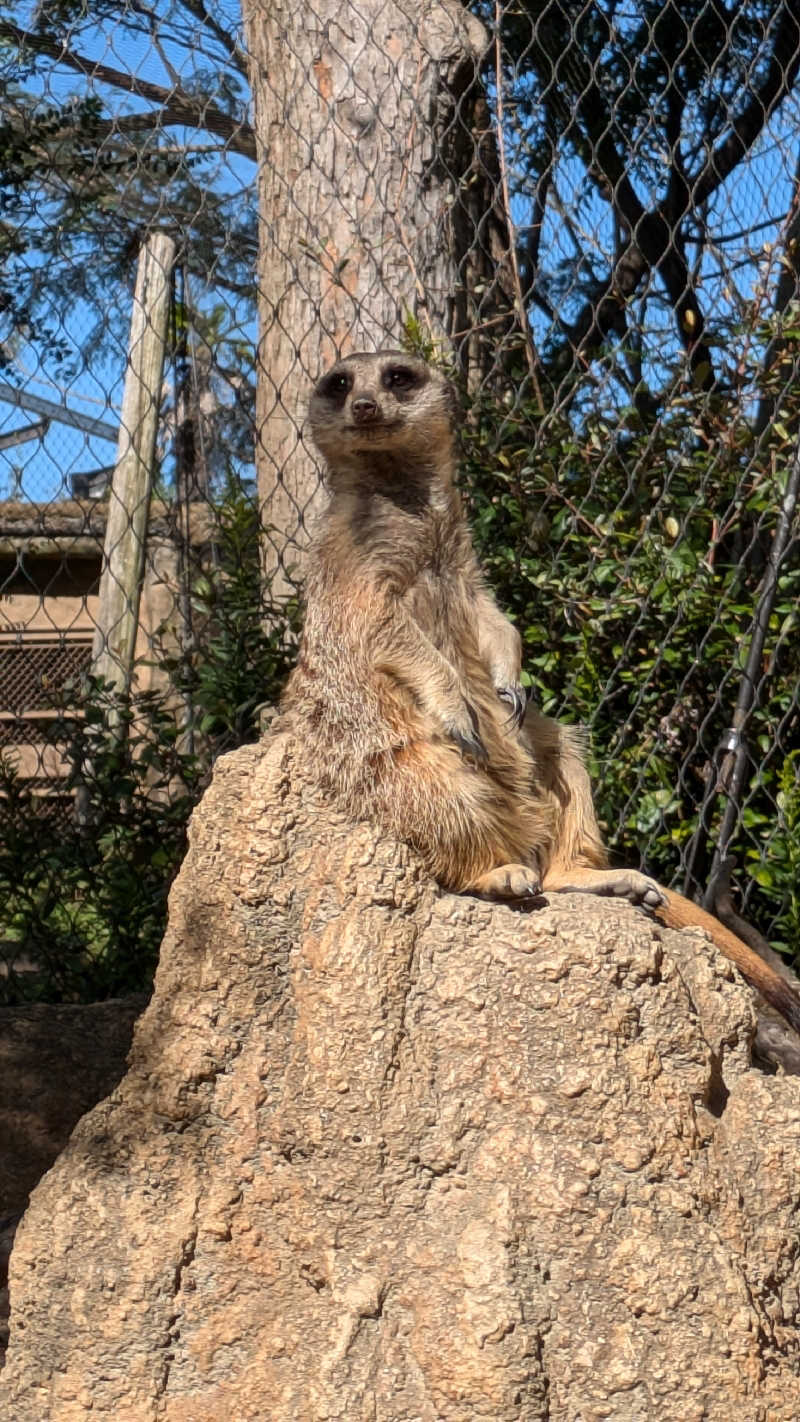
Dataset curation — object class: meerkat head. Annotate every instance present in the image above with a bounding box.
[308,351,457,477]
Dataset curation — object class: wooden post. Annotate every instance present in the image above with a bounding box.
[92,232,177,693]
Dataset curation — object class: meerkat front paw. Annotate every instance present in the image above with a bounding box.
[444,717,487,764]
[440,696,487,764]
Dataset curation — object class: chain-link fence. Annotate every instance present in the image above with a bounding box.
[1,0,799,1000]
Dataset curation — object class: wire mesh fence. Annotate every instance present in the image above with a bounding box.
[1,0,799,1000]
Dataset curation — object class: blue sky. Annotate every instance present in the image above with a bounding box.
[0,0,253,501]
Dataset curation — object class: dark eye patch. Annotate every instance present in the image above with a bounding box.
[320,371,351,400]
[381,365,419,392]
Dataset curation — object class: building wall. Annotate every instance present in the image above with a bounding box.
[0,503,207,803]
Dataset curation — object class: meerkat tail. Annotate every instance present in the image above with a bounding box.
[655,887,800,1036]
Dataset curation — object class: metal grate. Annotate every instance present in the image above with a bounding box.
[0,641,92,716]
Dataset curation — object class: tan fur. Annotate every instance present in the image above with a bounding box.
[280,350,800,1036]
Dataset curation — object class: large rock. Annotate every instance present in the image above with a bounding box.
[3,734,799,1419]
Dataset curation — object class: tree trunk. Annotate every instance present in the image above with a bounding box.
[240,0,491,599]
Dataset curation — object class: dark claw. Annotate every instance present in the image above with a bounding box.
[497,683,528,728]
[447,723,488,765]
[514,876,542,898]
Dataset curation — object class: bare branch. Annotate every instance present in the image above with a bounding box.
[0,20,256,160]
[694,2,800,206]
[538,0,800,385]
[170,0,249,74]
[494,3,543,402]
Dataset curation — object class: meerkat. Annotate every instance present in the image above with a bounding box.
[280,349,800,1036]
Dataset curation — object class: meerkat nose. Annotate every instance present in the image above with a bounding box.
[351,397,380,424]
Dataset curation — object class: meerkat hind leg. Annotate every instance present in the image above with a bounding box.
[543,864,665,909]
[470,863,543,899]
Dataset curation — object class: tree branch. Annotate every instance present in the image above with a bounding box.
[0,20,256,160]
[562,242,649,366]
[538,0,800,386]
[170,0,249,74]
[520,162,552,301]
[693,2,800,207]
[119,0,249,75]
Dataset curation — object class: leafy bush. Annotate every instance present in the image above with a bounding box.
[457,355,800,963]
[0,482,295,1004]
[157,480,298,754]
[0,682,200,1001]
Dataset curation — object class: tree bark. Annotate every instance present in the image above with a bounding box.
[240,0,491,598]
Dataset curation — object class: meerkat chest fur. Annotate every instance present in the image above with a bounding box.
[303,472,482,702]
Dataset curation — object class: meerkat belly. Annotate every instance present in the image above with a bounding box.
[407,574,520,761]
[407,574,488,682]
[288,592,423,759]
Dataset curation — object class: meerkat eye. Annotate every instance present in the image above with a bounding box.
[321,371,351,401]
[382,366,417,391]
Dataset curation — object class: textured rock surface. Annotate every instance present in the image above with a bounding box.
[3,734,799,1419]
